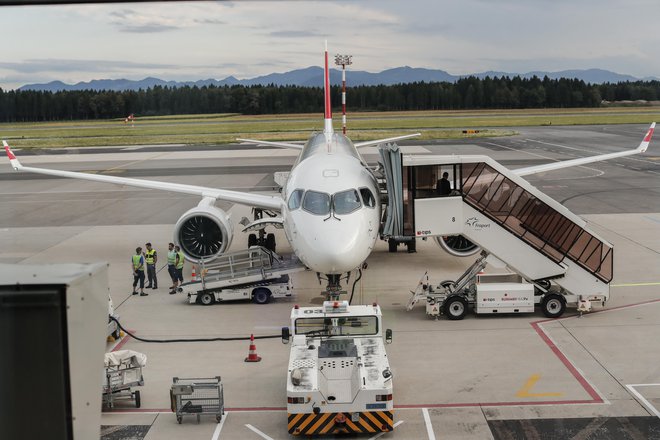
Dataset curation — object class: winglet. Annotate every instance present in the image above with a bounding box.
[3,140,21,170]
[638,122,655,153]
[323,40,333,135]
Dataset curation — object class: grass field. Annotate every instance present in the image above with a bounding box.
[2,107,659,149]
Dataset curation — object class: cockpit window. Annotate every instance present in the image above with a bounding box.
[359,187,376,208]
[288,189,304,210]
[333,189,362,215]
[302,190,331,215]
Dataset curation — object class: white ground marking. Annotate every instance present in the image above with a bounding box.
[626,384,660,419]
[422,408,436,440]
[367,421,404,440]
[245,424,275,440]
[211,412,228,440]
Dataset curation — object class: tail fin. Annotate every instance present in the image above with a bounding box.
[323,41,333,135]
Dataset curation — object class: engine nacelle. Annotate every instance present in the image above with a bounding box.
[174,199,233,263]
[435,235,480,257]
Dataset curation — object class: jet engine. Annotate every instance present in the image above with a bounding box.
[435,235,480,257]
[174,198,233,263]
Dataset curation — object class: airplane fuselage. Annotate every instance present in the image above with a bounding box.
[282,133,380,275]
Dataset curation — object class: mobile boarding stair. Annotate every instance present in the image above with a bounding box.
[380,147,612,317]
[176,246,307,300]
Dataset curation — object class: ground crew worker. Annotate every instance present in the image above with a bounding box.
[167,242,177,290]
[144,242,158,289]
[171,245,185,294]
[131,246,148,296]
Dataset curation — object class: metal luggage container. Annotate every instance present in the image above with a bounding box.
[170,376,224,424]
[102,350,146,408]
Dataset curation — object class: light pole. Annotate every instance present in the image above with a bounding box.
[334,54,352,134]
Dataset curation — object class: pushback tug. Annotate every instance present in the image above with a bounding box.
[282,300,394,436]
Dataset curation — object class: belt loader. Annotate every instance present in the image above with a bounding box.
[282,300,394,436]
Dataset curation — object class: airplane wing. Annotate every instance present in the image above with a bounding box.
[3,141,284,211]
[354,133,421,148]
[236,138,304,150]
[513,123,655,177]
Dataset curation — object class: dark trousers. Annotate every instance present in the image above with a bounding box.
[168,265,177,283]
[146,264,157,287]
[133,270,145,289]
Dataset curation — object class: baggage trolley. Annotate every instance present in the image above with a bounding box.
[102,355,145,408]
[170,376,224,424]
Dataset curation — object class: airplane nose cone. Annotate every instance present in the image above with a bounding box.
[297,217,371,274]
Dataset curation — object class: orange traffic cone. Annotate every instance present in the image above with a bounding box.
[191,265,197,280]
[244,334,262,362]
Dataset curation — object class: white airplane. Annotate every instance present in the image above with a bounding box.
[3,44,656,293]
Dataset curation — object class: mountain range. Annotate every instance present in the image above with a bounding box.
[17,66,656,92]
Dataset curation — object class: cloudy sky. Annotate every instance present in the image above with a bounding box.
[1,0,658,90]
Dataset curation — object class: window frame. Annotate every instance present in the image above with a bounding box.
[359,187,376,209]
[302,190,332,216]
[333,188,363,215]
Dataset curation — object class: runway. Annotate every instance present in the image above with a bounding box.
[2,124,660,439]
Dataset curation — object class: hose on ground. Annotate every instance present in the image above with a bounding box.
[109,315,282,343]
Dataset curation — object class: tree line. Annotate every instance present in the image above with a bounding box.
[0,76,659,122]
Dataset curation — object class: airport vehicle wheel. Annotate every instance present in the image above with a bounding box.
[388,238,397,253]
[177,416,182,424]
[541,294,565,318]
[444,296,468,320]
[253,288,271,305]
[134,390,141,408]
[199,292,215,306]
[248,234,257,248]
[112,328,121,340]
[266,233,276,252]
[216,415,222,423]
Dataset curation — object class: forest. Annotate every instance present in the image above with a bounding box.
[1,76,659,122]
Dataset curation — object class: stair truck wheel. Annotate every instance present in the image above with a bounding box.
[541,293,566,318]
[444,295,468,320]
[134,390,141,408]
[199,292,214,306]
[252,287,271,305]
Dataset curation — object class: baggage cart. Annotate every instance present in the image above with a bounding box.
[102,350,146,408]
[170,376,224,424]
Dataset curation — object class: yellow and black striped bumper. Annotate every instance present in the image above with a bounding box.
[288,411,393,435]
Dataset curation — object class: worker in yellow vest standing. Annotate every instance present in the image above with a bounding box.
[144,242,158,289]
[131,246,148,296]
[171,245,185,294]
[167,242,178,291]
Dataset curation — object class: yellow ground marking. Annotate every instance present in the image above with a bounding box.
[611,282,660,287]
[516,374,564,398]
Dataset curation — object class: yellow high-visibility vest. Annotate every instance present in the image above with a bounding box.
[176,252,184,269]
[132,254,144,271]
[145,249,156,264]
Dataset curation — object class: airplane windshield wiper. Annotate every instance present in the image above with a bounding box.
[323,198,341,222]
